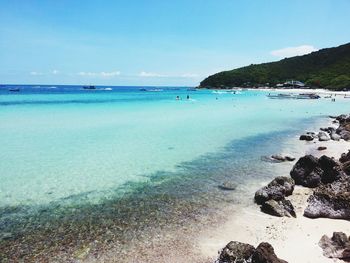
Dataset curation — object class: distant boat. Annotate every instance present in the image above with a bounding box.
[296,93,320,99]
[148,88,163,92]
[9,87,20,92]
[267,93,295,99]
[83,85,96,90]
[139,88,147,91]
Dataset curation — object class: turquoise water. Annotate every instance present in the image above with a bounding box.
[1,86,350,260]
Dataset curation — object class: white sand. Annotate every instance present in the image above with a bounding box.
[196,138,350,263]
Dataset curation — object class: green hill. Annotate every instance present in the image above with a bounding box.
[199,43,350,90]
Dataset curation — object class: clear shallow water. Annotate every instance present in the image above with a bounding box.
[1,85,350,260]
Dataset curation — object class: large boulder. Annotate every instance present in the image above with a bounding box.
[218,241,255,263]
[290,155,323,187]
[318,131,331,141]
[304,177,350,219]
[254,177,295,205]
[319,232,350,259]
[290,155,342,188]
[330,132,341,141]
[217,241,288,263]
[252,242,288,263]
[261,199,296,218]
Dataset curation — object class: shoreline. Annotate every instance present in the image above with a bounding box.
[195,116,350,263]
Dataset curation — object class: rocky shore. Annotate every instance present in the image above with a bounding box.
[201,113,350,263]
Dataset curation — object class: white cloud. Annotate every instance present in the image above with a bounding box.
[78,71,120,78]
[270,45,318,58]
[139,71,167,77]
[52,69,59,75]
[30,71,43,76]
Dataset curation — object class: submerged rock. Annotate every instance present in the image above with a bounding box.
[261,199,296,218]
[254,176,295,205]
[217,241,288,263]
[290,155,342,188]
[319,232,350,259]
[262,154,296,163]
[218,182,237,191]
[304,177,350,219]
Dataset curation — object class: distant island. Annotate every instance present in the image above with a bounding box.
[199,42,350,90]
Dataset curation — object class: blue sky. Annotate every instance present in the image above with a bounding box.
[0,0,349,86]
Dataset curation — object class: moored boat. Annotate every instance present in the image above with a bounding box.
[83,85,96,90]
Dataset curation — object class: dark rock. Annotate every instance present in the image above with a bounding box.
[218,241,255,263]
[317,146,327,151]
[284,155,296,161]
[318,131,331,141]
[342,161,350,175]
[304,177,350,219]
[318,155,342,184]
[290,155,323,187]
[336,114,350,123]
[290,155,342,187]
[320,127,336,134]
[219,182,237,191]
[217,241,288,263]
[319,232,350,259]
[261,199,296,218]
[299,134,314,141]
[254,177,295,205]
[252,242,288,263]
[340,150,350,163]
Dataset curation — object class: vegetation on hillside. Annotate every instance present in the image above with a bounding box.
[199,43,350,90]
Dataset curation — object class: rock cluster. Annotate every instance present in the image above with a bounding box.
[254,177,296,217]
[319,232,350,259]
[304,176,350,219]
[299,114,350,141]
[217,241,287,263]
[335,114,350,140]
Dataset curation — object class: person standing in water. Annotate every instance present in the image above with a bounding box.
[186,95,190,100]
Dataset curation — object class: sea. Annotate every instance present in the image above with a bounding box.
[1,85,350,261]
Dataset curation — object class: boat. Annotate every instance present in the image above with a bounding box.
[139,88,147,91]
[8,87,20,92]
[83,85,96,90]
[148,88,163,92]
[266,93,295,99]
[296,93,320,99]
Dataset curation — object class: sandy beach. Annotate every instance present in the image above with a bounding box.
[196,119,350,263]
